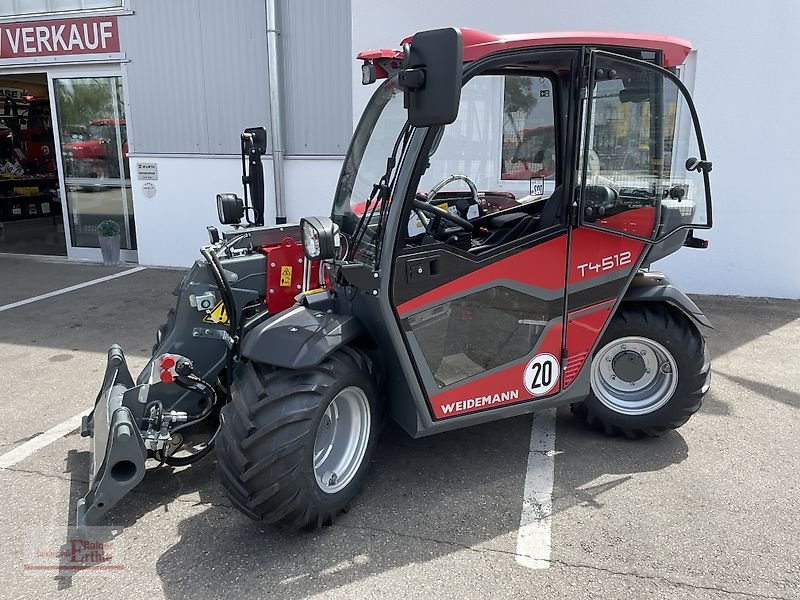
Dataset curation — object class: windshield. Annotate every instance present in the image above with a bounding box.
[332,77,408,262]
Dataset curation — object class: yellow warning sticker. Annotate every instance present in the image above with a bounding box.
[202,300,229,325]
[280,265,293,287]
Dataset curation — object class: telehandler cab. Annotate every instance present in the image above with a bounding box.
[79,28,713,529]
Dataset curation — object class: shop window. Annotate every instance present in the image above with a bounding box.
[501,76,556,183]
[0,0,122,18]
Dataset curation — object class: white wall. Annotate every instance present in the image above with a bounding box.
[130,155,342,267]
[351,1,800,299]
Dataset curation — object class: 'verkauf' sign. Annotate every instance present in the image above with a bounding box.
[0,16,119,60]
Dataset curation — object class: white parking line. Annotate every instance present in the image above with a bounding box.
[0,411,89,470]
[515,408,557,569]
[0,267,146,313]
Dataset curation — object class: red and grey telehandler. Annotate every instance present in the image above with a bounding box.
[79,28,713,529]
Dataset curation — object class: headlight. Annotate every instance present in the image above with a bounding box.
[300,216,336,261]
[216,193,245,225]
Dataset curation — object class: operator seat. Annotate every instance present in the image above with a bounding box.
[472,212,539,252]
[534,185,564,231]
[469,186,565,255]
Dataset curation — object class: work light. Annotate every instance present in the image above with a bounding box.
[216,193,245,225]
[300,216,336,260]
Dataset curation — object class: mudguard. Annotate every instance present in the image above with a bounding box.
[240,305,366,369]
[623,273,712,328]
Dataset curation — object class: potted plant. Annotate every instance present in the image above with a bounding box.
[97,219,121,266]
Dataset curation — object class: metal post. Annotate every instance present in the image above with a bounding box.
[265,0,287,224]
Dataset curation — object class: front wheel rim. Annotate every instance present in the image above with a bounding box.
[590,336,678,416]
[313,386,371,494]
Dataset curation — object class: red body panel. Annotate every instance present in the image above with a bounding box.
[453,30,691,67]
[260,237,307,314]
[592,206,657,240]
[563,301,615,388]
[397,235,567,316]
[397,205,658,419]
[359,29,692,76]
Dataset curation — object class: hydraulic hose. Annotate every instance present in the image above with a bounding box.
[201,247,238,338]
[162,376,219,466]
[172,376,216,422]
[162,426,219,467]
[200,246,238,386]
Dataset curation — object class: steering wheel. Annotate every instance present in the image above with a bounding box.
[414,174,478,233]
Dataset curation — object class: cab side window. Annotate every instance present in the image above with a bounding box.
[408,72,560,251]
[581,54,710,239]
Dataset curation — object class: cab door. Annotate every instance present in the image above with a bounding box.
[562,50,712,390]
[390,57,576,420]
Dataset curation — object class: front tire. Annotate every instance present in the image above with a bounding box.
[571,303,710,438]
[216,347,379,529]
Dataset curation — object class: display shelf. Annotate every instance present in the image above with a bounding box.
[0,193,56,201]
[0,191,60,222]
[0,176,58,184]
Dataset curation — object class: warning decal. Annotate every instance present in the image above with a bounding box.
[202,300,229,325]
[280,266,293,287]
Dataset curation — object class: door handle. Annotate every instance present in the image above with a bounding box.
[407,257,438,281]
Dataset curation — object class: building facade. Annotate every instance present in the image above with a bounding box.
[0,1,797,298]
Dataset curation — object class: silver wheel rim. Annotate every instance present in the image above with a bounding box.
[313,386,371,494]
[590,336,678,416]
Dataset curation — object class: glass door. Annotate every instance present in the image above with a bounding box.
[577,51,712,243]
[51,73,135,261]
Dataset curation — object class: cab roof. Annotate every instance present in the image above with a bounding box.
[358,28,692,70]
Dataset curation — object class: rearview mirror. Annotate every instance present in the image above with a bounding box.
[399,28,463,127]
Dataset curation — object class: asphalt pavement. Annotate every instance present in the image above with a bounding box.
[0,253,798,600]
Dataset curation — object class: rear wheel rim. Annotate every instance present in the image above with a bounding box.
[590,336,678,416]
[313,386,371,494]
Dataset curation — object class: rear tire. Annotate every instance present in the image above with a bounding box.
[216,347,379,529]
[571,303,710,438]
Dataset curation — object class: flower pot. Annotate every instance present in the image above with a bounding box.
[99,234,121,266]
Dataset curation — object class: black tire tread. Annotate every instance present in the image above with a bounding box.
[216,348,375,528]
[571,302,709,439]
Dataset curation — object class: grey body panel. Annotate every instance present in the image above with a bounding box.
[624,273,712,328]
[240,304,366,369]
[144,251,267,412]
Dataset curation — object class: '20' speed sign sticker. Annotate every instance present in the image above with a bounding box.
[523,353,560,396]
